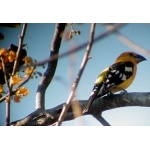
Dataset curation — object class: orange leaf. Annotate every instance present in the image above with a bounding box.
[14,96,21,103]
[25,67,34,77]
[5,97,10,103]
[0,48,7,56]
[11,75,23,85]
[0,84,3,93]
[22,56,33,65]
[8,51,16,62]
[16,87,29,96]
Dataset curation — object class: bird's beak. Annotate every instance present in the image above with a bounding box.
[135,54,146,63]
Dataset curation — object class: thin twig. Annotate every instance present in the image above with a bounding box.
[5,98,10,126]
[56,23,96,126]
[9,24,27,95]
[16,66,36,89]
[35,24,125,66]
[0,65,35,103]
[1,57,11,93]
[116,31,150,56]
[1,61,10,125]
[4,24,27,125]
[11,24,27,76]
[93,114,111,126]
[104,24,150,57]
[1,57,11,125]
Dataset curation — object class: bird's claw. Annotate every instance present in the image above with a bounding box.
[120,89,128,95]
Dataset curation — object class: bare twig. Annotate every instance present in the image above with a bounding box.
[1,57,11,93]
[116,31,150,56]
[1,57,11,125]
[11,24,27,76]
[93,114,111,126]
[56,23,96,126]
[35,24,66,110]
[104,24,150,57]
[5,98,11,126]
[4,24,27,125]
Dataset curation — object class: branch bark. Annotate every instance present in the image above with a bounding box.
[10,92,150,126]
[35,23,66,110]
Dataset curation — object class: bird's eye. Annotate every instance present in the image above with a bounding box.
[129,53,134,57]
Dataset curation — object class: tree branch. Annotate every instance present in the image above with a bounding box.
[56,23,96,126]
[10,92,150,126]
[93,114,111,126]
[35,23,66,110]
[1,57,11,126]
[11,24,27,76]
[5,24,27,125]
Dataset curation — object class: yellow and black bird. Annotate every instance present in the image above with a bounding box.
[83,52,146,113]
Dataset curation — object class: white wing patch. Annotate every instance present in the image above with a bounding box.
[119,73,122,78]
[121,74,126,81]
[108,74,112,78]
[115,70,120,75]
[106,79,110,83]
[125,67,133,72]
[111,70,116,73]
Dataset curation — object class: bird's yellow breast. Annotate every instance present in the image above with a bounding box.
[110,72,136,93]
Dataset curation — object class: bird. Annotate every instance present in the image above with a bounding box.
[83,51,146,113]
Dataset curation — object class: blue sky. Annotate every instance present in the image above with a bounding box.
[0,23,150,126]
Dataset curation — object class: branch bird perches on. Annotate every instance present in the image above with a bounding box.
[10,92,150,126]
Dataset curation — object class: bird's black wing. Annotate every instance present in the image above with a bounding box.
[97,61,134,96]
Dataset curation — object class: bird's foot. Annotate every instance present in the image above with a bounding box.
[107,92,114,97]
[120,89,128,95]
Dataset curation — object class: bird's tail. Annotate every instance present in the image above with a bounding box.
[83,96,95,114]
[83,86,100,114]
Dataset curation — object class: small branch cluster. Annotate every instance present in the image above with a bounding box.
[68,23,81,39]
[0,47,35,103]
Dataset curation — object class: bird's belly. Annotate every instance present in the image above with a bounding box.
[110,75,135,93]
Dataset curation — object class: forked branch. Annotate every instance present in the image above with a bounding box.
[35,23,66,110]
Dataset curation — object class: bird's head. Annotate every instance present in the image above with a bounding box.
[115,52,146,64]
